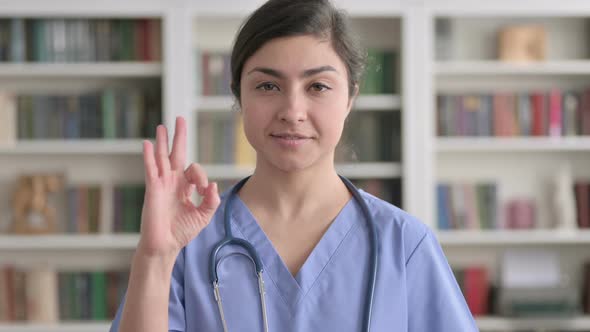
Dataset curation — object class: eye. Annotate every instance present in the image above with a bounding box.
[310,82,331,92]
[256,82,279,91]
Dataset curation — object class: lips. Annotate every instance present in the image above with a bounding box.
[270,133,311,139]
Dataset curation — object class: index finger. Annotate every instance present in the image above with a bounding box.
[170,116,187,170]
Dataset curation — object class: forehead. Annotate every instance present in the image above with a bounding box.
[243,35,347,74]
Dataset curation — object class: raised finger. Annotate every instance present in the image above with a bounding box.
[155,124,171,177]
[170,116,187,170]
[184,163,208,194]
[143,140,157,182]
[200,182,220,214]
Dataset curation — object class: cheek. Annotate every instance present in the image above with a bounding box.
[241,106,269,145]
[317,108,348,141]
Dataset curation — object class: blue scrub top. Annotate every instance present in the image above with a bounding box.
[110,188,477,331]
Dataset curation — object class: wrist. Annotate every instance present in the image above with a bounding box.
[136,238,180,261]
[132,247,179,277]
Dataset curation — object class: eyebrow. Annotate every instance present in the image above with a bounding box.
[246,65,338,78]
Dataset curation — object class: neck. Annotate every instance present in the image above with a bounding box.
[238,155,350,223]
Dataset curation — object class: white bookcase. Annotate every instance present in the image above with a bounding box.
[1,0,590,331]
[425,1,590,331]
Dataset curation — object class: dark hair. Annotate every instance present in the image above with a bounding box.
[230,0,366,103]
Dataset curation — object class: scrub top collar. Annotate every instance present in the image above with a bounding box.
[228,193,364,313]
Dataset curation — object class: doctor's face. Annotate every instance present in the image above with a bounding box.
[239,35,354,173]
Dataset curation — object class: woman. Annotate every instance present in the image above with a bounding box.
[110,0,477,331]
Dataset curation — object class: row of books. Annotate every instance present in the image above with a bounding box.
[0,266,128,322]
[196,48,399,96]
[113,185,145,233]
[353,179,402,208]
[0,18,161,62]
[197,51,231,96]
[58,270,128,321]
[361,49,399,94]
[338,111,401,162]
[65,184,145,234]
[197,112,256,165]
[437,89,590,137]
[437,180,590,230]
[65,186,101,234]
[197,111,401,164]
[437,183,498,230]
[3,182,144,235]
[453,262,590,317]
[0,89,161,142]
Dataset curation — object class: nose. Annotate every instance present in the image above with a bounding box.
[277,89,308,124]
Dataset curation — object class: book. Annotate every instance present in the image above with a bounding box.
[0,93,17,145]
[464,267,489,316]
[453,266,491,316]
[24,266,59,323]
[575,182,590,228]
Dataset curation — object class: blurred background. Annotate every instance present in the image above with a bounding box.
[0,0,589,331]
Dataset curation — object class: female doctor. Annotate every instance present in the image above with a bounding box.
[110,0,477,331]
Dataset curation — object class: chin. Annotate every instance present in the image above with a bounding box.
[268,153,332,174]
[271,158,313,173]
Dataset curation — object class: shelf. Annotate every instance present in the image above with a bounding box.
[0,234,139,250]
[436,137,590,152]
[203,164,255,179]
[0,322,111,332]
[203,162,402,179]
[436,60,590,76]
[477,316,590,331]
[0,62,162,78]
[336,162,403,179]
[195,94,401,112]
[354,94,402,111]
[189,1,403,17]
[0,139,149,155]
[195,95,236,111]
[437,230,590,246]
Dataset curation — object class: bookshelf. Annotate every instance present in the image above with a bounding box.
[436,60,590,75]
[0,63,162,77]
[0,322,111,332]
[0,0,589,331]
[0,234,139,250]
[438,230,590,246]
[437,137,590,152]
[0,140,148,154]
[0,0,171,328]
[476,316,590,331]
[194,94,402,112]
[427,1,590,329]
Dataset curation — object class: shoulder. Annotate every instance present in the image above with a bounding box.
[358,190,434,264]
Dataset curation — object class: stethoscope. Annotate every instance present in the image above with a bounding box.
[209,175,379,332]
